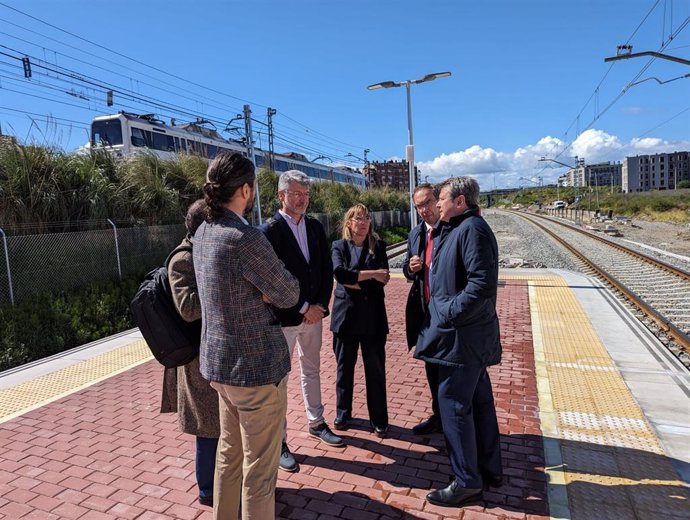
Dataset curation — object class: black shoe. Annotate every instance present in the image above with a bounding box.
[309,422,344,447]
[483,474,503,489]
[426,480,483,508]
[333,416,349,430]
[370,421,389,438]
[412,416,442,435]
[279,441,298,472]
[198,495,213,507]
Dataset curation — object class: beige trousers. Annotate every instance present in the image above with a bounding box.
[211,378,287,520]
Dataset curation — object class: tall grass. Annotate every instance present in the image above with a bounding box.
[0,143,411,231]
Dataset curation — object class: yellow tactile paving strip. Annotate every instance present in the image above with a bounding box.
[0,340,152,424]
[507,274,690,520]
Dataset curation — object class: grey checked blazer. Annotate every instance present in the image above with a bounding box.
[194,210,300,387]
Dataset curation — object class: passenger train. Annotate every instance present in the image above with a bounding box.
[90,112,366,187]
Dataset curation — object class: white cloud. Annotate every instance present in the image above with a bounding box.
[417,129,690,189]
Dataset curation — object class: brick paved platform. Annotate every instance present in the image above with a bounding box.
[0,271,688,519]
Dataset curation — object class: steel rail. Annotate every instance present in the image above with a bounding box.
[513,211,690,353]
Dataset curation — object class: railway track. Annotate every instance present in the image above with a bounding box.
[511,211,690,365]
[386,240,408,263]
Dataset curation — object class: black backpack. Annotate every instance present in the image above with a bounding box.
[130,245,202,368]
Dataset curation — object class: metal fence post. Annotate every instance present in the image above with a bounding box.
[107,219,122,280]
[0,227,14,305]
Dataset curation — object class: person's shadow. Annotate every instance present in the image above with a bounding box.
[278,430,689,519]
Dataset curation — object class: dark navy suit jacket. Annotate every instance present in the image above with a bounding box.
[402,221,429,349]
[414,208,502,367]
[330,238,389,337]
[260,212,333,327]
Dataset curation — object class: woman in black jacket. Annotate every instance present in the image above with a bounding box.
[330,204,390,436]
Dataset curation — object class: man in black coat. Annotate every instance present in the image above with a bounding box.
[415,176,503,508]
[261,170,343,474]
[403,183,442,435]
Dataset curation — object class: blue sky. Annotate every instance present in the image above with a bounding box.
[0,0,688,188]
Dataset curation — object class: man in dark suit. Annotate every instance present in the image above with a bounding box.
[403,183,443,435]
[261,170,342,473]
[415,176,502,508]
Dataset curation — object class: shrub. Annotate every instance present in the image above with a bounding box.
[0,275,140,372]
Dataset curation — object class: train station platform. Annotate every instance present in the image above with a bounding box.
[0,270,688,520]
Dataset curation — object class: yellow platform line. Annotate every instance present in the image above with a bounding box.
[523,275,688,520]
[0,340,153,424]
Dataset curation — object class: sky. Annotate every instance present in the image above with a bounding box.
[0,0,688,189]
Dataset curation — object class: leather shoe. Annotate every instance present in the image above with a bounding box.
[279,442,298,472]
[370,421,389,438]
[309,423,344,447]
[412,415,442,435]
[426,480,483,508]
[198,495,213,507]
[333,416,349,430]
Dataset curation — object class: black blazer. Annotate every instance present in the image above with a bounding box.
[260,212,333,327]
[330,238,389,336]
[402,222,429,349]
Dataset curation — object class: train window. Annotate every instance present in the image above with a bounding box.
[91,120,123,146]
[207,144,217,159]
[131,127,147,147]
[151,132,174,151]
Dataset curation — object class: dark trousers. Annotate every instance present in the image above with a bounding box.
[196,436,219,498]
[437,364,502,489]
[425,362,440,419]
[333,333,388,428]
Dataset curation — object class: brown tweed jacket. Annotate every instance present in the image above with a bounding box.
[160,236,220,438]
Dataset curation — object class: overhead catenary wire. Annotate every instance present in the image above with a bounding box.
[0,3,377,164]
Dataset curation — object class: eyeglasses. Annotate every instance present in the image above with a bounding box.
[352,216,371,223]
[414,200,435,210]
[285,190,310,198]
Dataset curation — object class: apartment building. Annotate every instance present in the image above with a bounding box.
[622,151,690,192]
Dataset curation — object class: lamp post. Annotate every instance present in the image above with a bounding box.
[368,71,451,230]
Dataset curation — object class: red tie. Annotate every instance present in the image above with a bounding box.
[424,228,433,304]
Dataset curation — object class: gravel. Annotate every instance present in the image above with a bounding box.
[483,210,583,271]
[390,210,690,273]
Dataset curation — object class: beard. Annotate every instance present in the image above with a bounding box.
[243,190,256,216]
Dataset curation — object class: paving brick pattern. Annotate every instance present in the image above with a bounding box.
[0,278,548,519]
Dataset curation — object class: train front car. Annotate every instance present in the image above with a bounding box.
[90,114,127,156]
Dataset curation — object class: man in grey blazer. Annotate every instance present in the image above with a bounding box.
[194,152,300,520]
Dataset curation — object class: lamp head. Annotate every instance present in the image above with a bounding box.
[420,71,452,83]
[367,81,398,90]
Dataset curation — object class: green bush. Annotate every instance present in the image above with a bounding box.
[0,275,140,371]
[377,226,409,245]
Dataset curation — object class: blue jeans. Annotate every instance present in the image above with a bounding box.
[196,436,219,498]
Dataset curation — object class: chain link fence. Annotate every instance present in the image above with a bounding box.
[0,210,410,305]
[0,222,185,305]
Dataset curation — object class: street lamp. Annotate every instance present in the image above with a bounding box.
[368,71,451,230]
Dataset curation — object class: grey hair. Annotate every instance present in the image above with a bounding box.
[278,170,312,191]
[439,176,480,207]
